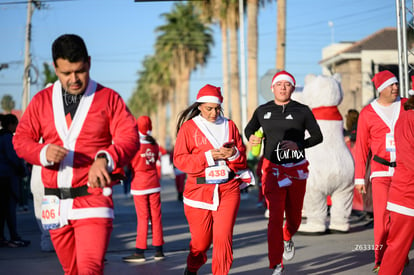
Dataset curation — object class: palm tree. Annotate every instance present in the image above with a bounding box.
[128,54,172,148]
[155,2,214,143]
[247,0,258,121]
[195,1,231,118]
[195,1,242,129]
[42,62,58,87]
[226,0,242,129]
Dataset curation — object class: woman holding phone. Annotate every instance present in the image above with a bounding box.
[173,84,252,275]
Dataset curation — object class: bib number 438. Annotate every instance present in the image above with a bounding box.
[205,165,229,184]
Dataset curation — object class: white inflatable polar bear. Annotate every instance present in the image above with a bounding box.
[297,74,355,234]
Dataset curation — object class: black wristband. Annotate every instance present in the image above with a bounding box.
[96,153,108,162]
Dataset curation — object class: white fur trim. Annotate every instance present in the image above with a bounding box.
[69,207,114,219]
[370,171,394,179]
[387,202,414,217]
[377,77,398,92]
[183,184,219,211]
[205,150,216,166]
[131,187,161,195]
[227,147,240,161]
[272,75,295,86]
[40,144,54,166]
[354,179,365,185]
[196,96,222,104]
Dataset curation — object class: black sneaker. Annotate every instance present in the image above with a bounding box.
[122,253,146,263]
[184,267,197,275]
[9,239,30,247]
[154,251,165,260]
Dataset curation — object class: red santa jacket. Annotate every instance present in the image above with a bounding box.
[387,109,414,215]
[354,97,407,185]
[130,136,160,195]
[13,80,139,222]
[173,116,247,210]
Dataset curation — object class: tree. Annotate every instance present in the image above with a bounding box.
[195,0,242,129]
[195,0,231,118]
[155,2,214,143]
[247,0,258,122]
[128,54,173,147]
[1,94,15,113]
[227,0,242,129]
[42,62,58,87]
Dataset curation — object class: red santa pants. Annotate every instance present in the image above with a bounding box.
[262,159,307,269]
[371,177,391,264]
[184,183,240,275]
[378,211,414,275]
[50,218,112,275]
[133,192,164,249]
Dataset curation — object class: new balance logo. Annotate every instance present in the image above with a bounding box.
[285,114,293,120]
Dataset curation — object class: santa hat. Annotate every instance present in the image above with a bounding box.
[371,70,398,92]
[410,75,414,96]
[271,70,296,87]
[196,84,223,104]
[137,116,152,135]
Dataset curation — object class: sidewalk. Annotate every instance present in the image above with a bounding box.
[1,176,413,275]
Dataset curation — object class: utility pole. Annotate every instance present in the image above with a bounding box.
[395,0,413,98]
[276,0,286,70]
[22,0,41,113]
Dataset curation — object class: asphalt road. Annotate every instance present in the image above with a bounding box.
[1,175,413,275]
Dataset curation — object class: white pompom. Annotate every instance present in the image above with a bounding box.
[102,187,112,196]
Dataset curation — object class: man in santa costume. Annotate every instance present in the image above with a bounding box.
[378,88,414,275]
[244,71,323,275]
[174,84,252,275]
[13,34,139,274]
[354,70,407,273]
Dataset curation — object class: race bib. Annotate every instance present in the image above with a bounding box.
[41,195,61,230]
[385,133,396,152]
[205,165,229,184]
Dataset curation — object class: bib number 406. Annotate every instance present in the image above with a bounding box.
[42,209,56,220]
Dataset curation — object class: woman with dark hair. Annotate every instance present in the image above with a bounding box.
[0,114,29,247]
[378,92,414,275]
[174,84,251,275]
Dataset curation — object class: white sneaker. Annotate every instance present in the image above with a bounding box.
[272,264,284,275]
[283,240,295,261]
[264,209,270,219]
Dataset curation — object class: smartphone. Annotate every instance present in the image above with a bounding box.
[223,140,235,148]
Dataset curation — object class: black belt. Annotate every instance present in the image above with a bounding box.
[373,155,396,168]
[44,185,90,199]
[197,171,236,184]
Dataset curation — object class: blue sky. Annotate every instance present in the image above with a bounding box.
[0,0,395,111]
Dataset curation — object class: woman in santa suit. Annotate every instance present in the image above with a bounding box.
[378,91,414,275]
[123,116,165,263]
[174,84,250,275]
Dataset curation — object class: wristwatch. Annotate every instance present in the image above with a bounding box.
[96,153,108,162]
